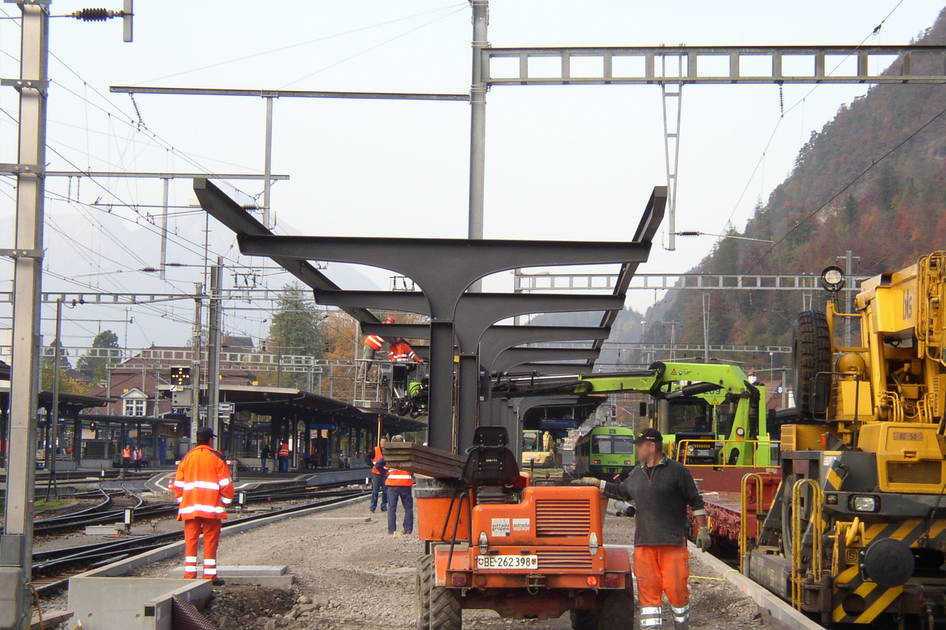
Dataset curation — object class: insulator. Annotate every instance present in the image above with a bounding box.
[72,8,112,22]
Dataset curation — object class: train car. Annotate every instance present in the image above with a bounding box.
[574,425,636,480]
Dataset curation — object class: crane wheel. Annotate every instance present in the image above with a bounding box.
[415,554,432,630]
[430,585,462,630]
[793,310,831,419]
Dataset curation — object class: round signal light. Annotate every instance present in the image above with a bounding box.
[586,576,599,587]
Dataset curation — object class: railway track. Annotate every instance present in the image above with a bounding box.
[31,489,369,595]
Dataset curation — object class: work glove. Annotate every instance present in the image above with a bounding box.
[572,477,603,488]
[696,525,712,552]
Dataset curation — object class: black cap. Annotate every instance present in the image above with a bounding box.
[634,427,662,444]
[197,427,215,440]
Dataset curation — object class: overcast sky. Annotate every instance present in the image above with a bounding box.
[0,0,942,353]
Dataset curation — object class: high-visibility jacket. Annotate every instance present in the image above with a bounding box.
[387,341,422,363]
[278,443,290,458]
[385,467,414,487]
[172,444,234,520]
[370,445,386,476]
[363,334,385,351]
[132,449,141,461]
[122,447,131,459]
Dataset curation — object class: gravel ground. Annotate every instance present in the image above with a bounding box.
[133,497,770,630]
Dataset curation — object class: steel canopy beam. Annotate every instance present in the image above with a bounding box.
[193,178,378,324]
[360,323,430,339]
[237,233,650,318]
[315,290,429,315]
[479,325,610,370]
[505,363,595,376]
[492,348,600,373]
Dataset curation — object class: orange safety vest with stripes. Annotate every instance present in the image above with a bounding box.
[385,467,414,487]
[172,444,235,521]
[122,447,131,459]
[363,334,385,351]
[370,445,386,476]
[278,443,290,458]
[387,341,422,363]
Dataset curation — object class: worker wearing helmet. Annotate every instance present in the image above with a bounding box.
[575,427,708,629]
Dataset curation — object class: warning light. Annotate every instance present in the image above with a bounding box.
[169,365,192,387]
[586,576,599,587]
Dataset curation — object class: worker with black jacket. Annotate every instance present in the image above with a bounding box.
[575,427,710,630]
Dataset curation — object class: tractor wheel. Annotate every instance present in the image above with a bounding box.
[415,554,432,630]
[570,608,599,630]
[597,587,635,629]
[793,310,831,419]
[429,585,462,630]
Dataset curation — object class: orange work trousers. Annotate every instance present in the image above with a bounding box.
[634,544,690,628]
[183,517,222,579]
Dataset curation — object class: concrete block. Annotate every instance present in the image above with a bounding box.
[68,576,211,630]
[30,609,73,629]
[218,565,288,576]
[85,524,120,535]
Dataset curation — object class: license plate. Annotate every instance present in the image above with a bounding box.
[476,554,538,570]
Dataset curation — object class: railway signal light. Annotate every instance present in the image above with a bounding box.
[821,265,846,292]
[169,365,192,388]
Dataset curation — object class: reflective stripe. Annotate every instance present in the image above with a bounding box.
[692,509,706,516]
[218,478,231,487]
[176,496,182,503]
[640,607,662,616]
[177,480,221,491]
[220,496,232,505]
[185,556,198,562]
[178,504,226,515]
[203,559,216,566]
[173,480,186,488]
[387,474,412,480]
[203,567,217,575]
[671,605,689,614]
[640,618,662,627]
[674,616,687,623]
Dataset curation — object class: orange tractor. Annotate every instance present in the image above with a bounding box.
[412,427,633,629]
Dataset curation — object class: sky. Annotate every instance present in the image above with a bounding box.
[0,0,943,354]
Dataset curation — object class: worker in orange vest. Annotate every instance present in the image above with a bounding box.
[121,444,132,469]
[381,436,414,537]
[386,340,423,363]
[363,316,397,359]
[277,440,290,473]
[172,427,234,583]
[369,437,388,513]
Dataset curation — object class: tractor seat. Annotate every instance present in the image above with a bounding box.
[462,426,521,488]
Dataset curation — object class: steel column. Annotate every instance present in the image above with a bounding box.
[2,3,48,628]
[429,320,455,451]
[468,0,488,243]
[262,96,273,228]
[207,259,222,439]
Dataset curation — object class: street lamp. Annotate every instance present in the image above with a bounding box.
[674,230,774,244]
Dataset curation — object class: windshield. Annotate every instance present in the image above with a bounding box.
[613,436,634,454]
[522,432,541,452]
[667,399,712,434]
[594,436,613,454]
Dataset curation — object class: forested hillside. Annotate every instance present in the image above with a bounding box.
[644,6,946,353]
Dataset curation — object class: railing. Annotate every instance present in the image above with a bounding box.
[673,438,783,468]
[739,473,766,573]
[790,478,824,611]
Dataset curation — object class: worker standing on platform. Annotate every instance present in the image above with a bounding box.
[260,443,271,473]
[382,435,414,537]
[576,427,709,630]
[277,439,290,473]
[369,437,388,513]
[132,446,142,472]
[121,444,132,469]
[386,338,423,363]
[172,427,234,583]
